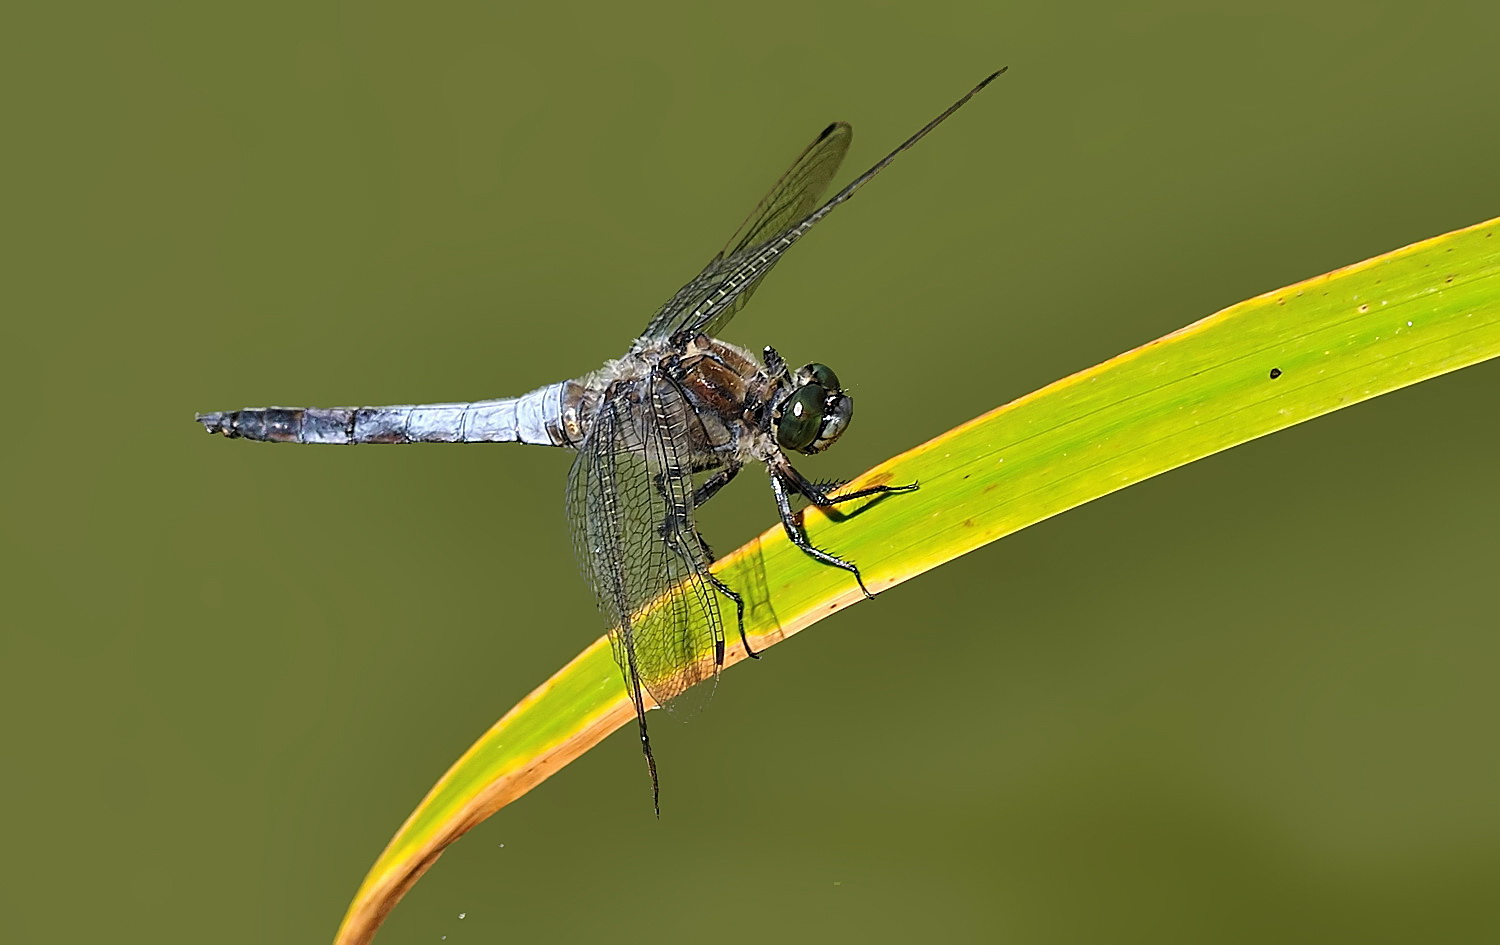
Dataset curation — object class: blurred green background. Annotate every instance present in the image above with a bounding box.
[5,1,1498,942]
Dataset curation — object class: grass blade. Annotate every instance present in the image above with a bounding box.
[335,215,1500,945]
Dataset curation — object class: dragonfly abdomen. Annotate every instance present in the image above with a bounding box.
[196,381,584,446]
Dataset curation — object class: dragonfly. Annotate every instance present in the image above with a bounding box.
[198,69,1004,812]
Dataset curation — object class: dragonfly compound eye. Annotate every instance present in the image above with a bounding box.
[813,392,853,451]
[774,384,827,453]
[805,362,840,391]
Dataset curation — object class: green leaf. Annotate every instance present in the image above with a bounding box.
[334,215,1500,945]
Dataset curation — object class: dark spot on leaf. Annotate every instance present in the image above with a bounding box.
[1269,367,1282,379]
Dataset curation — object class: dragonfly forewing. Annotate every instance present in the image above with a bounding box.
[641,121,853,342]
[644,68,1005,344]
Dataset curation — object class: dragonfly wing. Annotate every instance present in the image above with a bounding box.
[639,122,853,341]
[565,372,726,721]
[720,122,854,261]
[642,70,1005,344]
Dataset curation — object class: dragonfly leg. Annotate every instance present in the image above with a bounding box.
[690,464,759,657]
[700,561,752,659]
[691,462,742,508]
[769,468,877,600]
[762,346,792,383]
[652,472,750,664]
[779,460,919,506]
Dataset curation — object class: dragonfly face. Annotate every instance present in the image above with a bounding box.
[196,70,1005,814]
[773,362,852,455]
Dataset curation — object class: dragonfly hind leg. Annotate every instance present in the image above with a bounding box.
[653,469,754,663]
[695,549,753,660]
[687,463,759,658]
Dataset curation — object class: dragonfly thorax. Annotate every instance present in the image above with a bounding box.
[772,362,852,455]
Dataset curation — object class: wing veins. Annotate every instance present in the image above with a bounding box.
[640,69,1004,342]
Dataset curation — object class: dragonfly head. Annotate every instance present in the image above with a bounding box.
[773,362,852,455]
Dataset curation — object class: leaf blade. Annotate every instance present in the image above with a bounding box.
[335,215,1500,945]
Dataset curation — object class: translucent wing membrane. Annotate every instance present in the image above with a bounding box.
[641,122,851,342]
[565,373,726,723]
[722,122,853,260]
[640,69,1004,343]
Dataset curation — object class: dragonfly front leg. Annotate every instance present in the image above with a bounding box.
[778,459,919,507]
[762,345,792,384]
[767,459,919,599]
[768,468,874,600]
